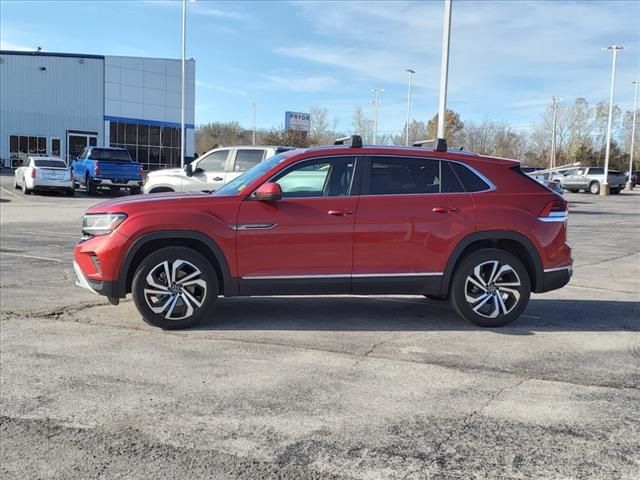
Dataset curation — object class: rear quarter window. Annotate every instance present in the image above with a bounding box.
[450,163,491,192]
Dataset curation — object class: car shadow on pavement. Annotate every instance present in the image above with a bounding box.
[193,297,639,334]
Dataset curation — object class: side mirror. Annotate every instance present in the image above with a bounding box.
[184,163,193,177]
[254,182,282,201]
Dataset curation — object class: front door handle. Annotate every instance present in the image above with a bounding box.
[328,209,353,216]
[212,177,224,181]
[432,207,459,214]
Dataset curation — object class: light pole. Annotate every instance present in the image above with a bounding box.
[371,88,384,144]
[180,0,187,167]
[626,81,639,190]
[251,102,257,146]
[601,45,624,195]
[551,97,557,169]
[436,0,452,142]
[405,69,415,146]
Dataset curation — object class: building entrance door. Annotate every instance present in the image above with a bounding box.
[67,131,98,163]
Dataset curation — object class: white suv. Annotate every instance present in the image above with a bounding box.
[143,146,293,194]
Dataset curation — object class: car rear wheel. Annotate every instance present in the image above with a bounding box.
[86,175,97,195]
[589,181,600,194]
[132,246,219,330]
[13,178,20,189]
[450,249,531,328]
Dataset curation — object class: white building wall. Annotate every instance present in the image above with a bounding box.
[0,52,104,165]
[104,56,195,156]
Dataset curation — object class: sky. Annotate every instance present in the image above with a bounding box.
[1,0,639,136]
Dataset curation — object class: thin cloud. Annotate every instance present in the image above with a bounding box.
[0,40,34,51]
[259,73,339,92]
[196,79,248,96]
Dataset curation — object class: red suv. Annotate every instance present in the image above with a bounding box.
[74,136,572,329]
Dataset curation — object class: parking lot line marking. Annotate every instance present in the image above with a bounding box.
[0,252,63,263]
[0,187,27,200]
[21,230,78,239]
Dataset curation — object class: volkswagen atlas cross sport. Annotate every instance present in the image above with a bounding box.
[73,136,572,330]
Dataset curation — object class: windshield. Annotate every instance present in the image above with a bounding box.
[34,159,67,168]
[89,149,132,162]
[214,153,290,196]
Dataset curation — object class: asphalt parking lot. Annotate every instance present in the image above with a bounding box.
[1,171,639,480]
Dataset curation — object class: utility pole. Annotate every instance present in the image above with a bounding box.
[626,80,638,191]
[601,45,624,196]
[405,69,415,146]
[180,0,187,167]
[251,102,257,146]
[551,96,558,169]
[437,0,452,141]
[371,88,384,144]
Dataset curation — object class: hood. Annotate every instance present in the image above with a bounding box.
[86,191,213,213]
[147,168,185,177]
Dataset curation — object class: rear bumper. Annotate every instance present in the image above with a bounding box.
[94,178,143,188]
[32,179,73,189]
[538,266,572,293]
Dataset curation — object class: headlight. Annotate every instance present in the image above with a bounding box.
[82,213,127,236]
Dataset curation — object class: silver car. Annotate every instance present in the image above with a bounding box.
[13,156,74,196]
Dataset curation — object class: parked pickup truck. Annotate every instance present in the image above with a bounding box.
[557,167,627,194]
[142,146,294,194]
[72,147,143,195]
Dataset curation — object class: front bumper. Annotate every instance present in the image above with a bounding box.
[73,260,119,297]
[539,266,572,293]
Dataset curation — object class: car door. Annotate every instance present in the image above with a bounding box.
[191,149,230,192]
[352,156,476,294]
[236,155,359,295]
[72,148,88,184]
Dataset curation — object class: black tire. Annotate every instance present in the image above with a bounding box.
[13,178,20,189]
[149,187,174,194]
[450,248,531,328]
[568,189,579,193]
[86,175,97,195]
[130,186,141,195]
[589,181,600,194]
[132,246,219,330]
[65,188,75,197]
[22,180,32,195]
[610,188,620,195]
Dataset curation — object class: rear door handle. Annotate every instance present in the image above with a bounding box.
[328,209,353,216]
[212,177,224,181]
[432,207,458,214]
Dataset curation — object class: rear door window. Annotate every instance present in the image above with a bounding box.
[233,149,266,172]
[365,157,466,195]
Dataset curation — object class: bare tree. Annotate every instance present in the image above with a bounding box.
[309,106,331,145]
[352,107,374,144]
[394,120,427,146]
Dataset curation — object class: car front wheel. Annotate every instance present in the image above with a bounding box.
[132,246,219,329]
[450,249,531,328]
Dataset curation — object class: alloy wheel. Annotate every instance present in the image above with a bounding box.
[143,259,207,320]
[464,260,521,319]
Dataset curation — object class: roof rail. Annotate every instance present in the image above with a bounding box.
[412,138,447,152]
[334,135,363,148]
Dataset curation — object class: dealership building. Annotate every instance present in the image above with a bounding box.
[0,50,195,170]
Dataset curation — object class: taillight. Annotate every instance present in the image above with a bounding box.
[95,162,100,175]
[539,198,568,218]
[31,168,36,178]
